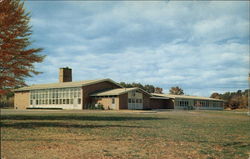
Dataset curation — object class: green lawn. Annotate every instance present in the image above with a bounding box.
[1,109,249,159]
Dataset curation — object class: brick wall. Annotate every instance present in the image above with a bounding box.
[150,98,174,109]
[14,91,29,109]
[119,93,128,109]
[166,99,175,109]
[82,81,121,109]
[92,97,119,110]
[143,93,151,109]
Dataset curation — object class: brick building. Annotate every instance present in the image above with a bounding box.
[14,67,223,110]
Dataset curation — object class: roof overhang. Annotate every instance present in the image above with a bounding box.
[90,87,152,97]
[151,93,224,102]
[150,96,170,100]
[14,78,123,92]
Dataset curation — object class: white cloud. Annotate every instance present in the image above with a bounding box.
[24,1,249,97]
[26,41,249,97]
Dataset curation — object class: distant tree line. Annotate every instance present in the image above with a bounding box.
[119,82,163,94]
[210,89,249,109]
[119,83,184,95]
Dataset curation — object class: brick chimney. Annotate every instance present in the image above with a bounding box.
[59,67,72,83]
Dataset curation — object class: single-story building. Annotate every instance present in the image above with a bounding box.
[14,67,224,110]
[90,87,151,110]
[151,93,224,110]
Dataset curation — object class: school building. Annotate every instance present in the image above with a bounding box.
[14,67,224,110]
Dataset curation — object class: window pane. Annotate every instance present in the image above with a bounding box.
[128,99,131,103]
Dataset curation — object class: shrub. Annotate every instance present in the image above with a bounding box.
[86,103,104,110]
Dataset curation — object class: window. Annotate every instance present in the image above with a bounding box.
[132,91,136,97]
[179,101,188,107]
[30,87,81,106]
[128,98,132,103]
[78,98,81,104]
[112,98,115,104]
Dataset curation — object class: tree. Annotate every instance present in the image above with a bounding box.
[209,89,249,109]
[169,86,184,95]
[154,87,163,94]
[119,82,163,93]
[144,84,155,93]
[210,92,221,99]
[0,0,45,94]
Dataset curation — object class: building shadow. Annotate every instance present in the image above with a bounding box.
[0,115,167,121]
[0,121,152,129]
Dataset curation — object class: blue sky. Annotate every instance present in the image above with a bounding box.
[24,1,249,97]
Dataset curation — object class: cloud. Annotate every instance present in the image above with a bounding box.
[24,1,249,96]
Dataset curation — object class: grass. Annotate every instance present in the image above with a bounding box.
[1,109,250,159]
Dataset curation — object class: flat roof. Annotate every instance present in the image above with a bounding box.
[91,87,152,96]
[151,93,224,101]
[15,79,122,92]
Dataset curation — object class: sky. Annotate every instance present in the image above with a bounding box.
[24,1,249,97]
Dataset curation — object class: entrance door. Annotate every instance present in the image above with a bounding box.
[128,91,143,110]
[137,99,143,109]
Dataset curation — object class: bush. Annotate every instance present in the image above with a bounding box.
[96,103,104,110]
[0,96,14,108]
[86,103,104,110]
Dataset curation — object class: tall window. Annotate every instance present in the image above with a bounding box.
[30,87,81,106]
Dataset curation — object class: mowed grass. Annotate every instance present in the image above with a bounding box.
[0,109,249,159]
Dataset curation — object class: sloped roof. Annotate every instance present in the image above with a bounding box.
[90,87,152,96]
[150,96,170,100]
[152,93,224,101]
[15,79,122,92]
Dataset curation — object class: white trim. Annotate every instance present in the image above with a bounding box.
[28,104,82,110]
